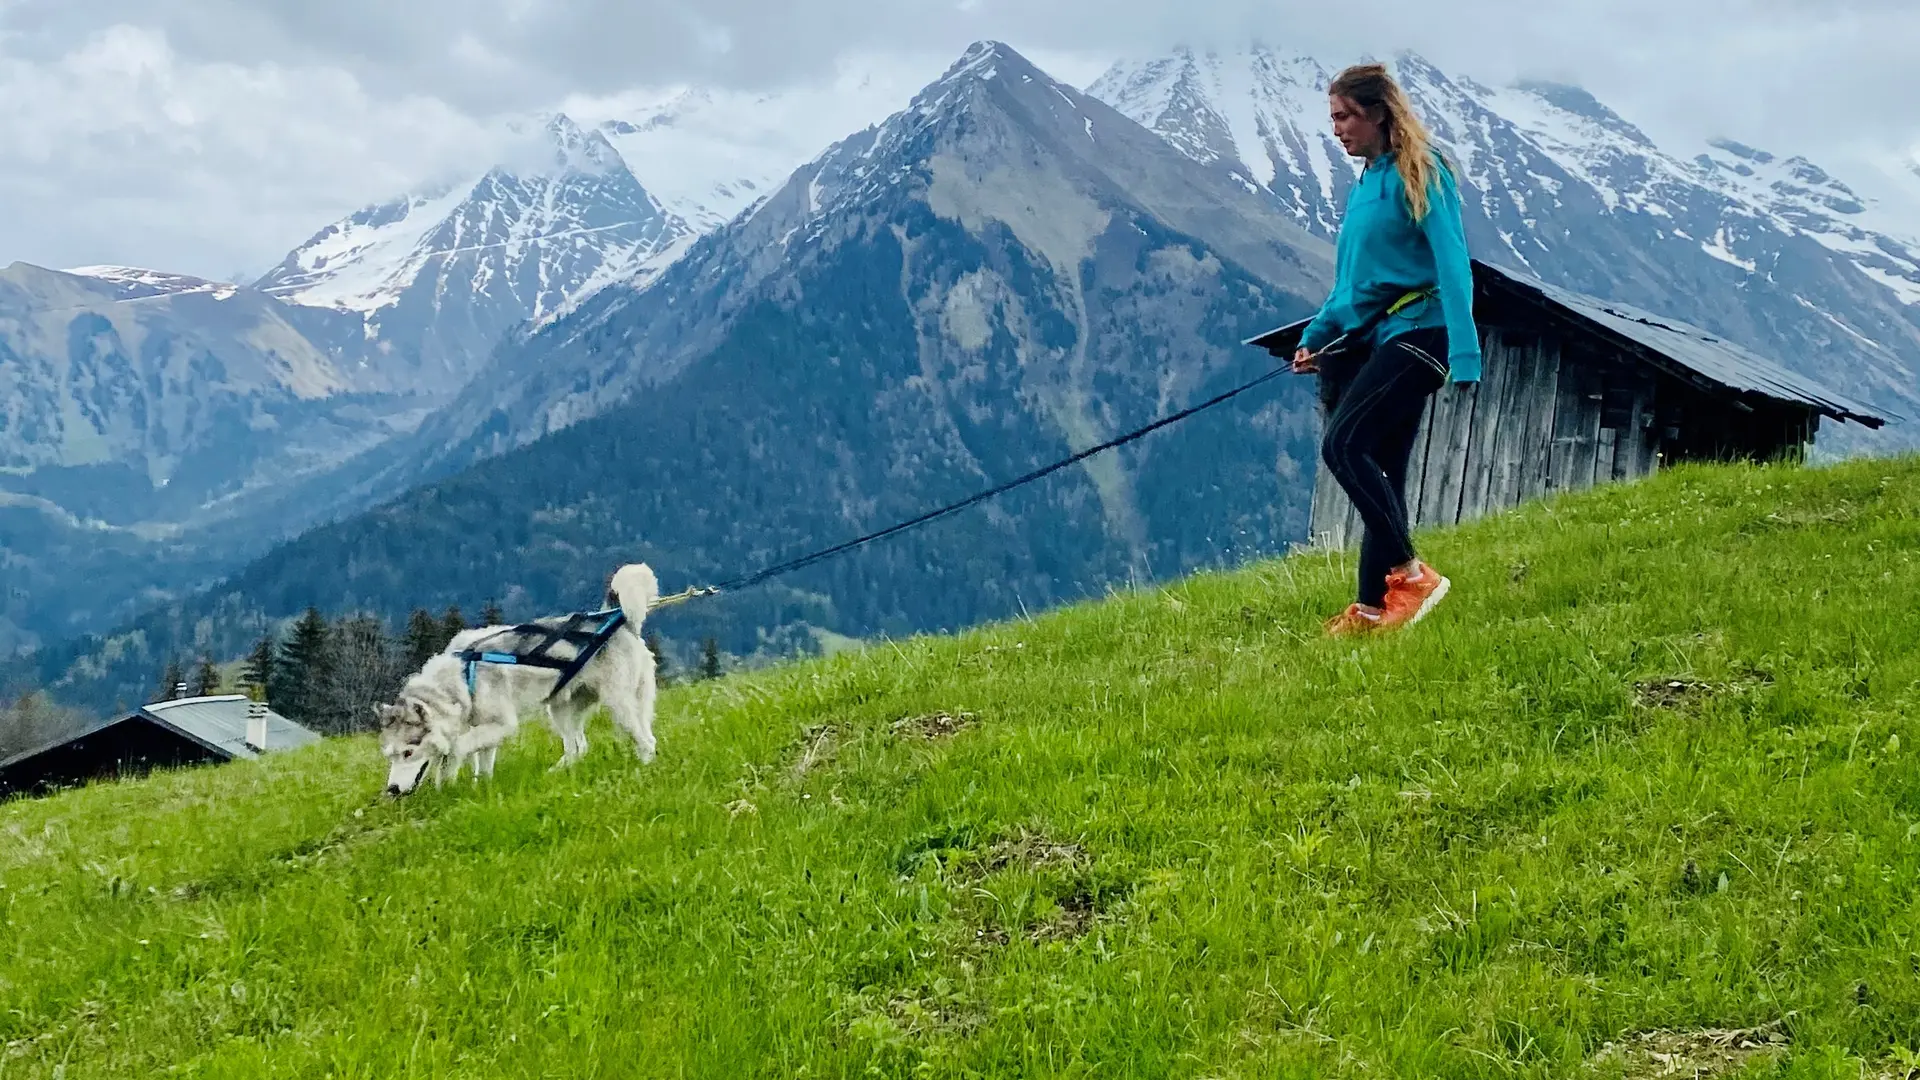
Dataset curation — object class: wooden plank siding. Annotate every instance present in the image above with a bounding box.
[1301,317,1824,552]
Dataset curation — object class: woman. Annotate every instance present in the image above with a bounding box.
[1292,62,1481,637]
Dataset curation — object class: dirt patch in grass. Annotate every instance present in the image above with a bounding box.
[1025,881,1100,942]
[788,723,840,779]
[1633,671,1770,710]
[949,828,1123,946]
[978,828,1089,875]
[891,711,978,740]
[877,984,986,1038]
[1589,1021,1789,1077]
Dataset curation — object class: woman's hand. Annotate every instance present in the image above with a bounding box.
[1291,346,1317,374]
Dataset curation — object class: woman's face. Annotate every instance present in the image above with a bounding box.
[1329,94,1385,157]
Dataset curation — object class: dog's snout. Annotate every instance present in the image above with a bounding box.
[386,783,402,796]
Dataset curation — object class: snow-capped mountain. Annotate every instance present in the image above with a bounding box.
[582,61,942,233]
[35,40,1345,711]
[253,114,692,392]
[1088,47,1920,444]
[594,91,796,233]
[1092,48,1920,303]
[1088,50,1358,239]
[59,266,245,302]
[356,39,1333,479]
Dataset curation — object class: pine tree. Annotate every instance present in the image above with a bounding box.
[275,607,332,727]
[643,629,672,685]
[440,606,467,651]
[402,609,441,673]
[700,637,722,680]
[480,598,505,626]
[156,657,186,702]
[245,635,276,696]
[189,656,221,697]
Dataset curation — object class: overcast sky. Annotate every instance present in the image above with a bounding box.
[3,0,1917,280]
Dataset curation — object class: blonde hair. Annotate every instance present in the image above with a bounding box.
[1328,62,1451,221]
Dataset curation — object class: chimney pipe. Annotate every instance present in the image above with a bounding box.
[174,682,188,700]
[246,701,268,751]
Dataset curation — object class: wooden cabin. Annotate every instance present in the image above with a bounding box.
[1246,260,1893,549]
[0,694,319,799]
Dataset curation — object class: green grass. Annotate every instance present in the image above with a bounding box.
[5,455,1920,1078]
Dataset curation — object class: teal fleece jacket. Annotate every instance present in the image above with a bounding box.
[1299,150,1482,383]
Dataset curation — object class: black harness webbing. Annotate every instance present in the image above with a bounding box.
[457,607,625,702]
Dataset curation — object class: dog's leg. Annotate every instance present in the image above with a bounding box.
[548,702,588,770]
[453,720,509,782]
[608,673,657,764]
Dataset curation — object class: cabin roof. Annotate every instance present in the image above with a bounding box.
[138,696,321,760]
[0,695,319,775]
[1246,259,1895,429]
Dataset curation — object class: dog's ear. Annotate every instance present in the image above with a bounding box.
[411,699,428,723]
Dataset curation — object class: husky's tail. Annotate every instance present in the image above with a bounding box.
[608,563,660,632]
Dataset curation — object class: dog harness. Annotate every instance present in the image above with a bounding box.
[457,607,627,702]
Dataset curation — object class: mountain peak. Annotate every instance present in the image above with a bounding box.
[60,265,242,301]
[252,104,688,382]
[1512,79,1655,148]
[1708,137,1774,165]
[940,40,1028,84]
[491,111,627,179]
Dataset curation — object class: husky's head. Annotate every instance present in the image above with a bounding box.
[376,697,449,796]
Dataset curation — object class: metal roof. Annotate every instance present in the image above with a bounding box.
[0,695,321,775]
[140,696,322,760]
[1245,258,1896,429]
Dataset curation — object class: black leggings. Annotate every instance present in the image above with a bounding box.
[1319,328,1449,607]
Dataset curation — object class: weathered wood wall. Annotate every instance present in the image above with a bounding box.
[1305,329,1675,550]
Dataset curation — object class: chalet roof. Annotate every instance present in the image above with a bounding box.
[140,696,321,760]
[0,695,319,775]
[1246,259,1895,429]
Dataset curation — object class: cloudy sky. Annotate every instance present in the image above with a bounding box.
[3,0,1917,280]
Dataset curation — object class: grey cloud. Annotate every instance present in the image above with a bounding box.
[8,0,1917,156]
[1,0,1916,274]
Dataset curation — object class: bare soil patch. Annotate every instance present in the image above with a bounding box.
[891,711,978,740]
[1589,1021,1788,1077]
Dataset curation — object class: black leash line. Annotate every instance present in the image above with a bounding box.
[709,356,1316,594]
[470,344,1348,693]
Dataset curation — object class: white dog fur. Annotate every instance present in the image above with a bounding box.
[377,562,660,795]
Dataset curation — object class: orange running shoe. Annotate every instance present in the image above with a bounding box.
[1379,561,1450,629]
[1324,603,1383,637]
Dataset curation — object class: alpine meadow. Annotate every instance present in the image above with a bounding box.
[4,455,1920,1078]
[5,18,1920,1080]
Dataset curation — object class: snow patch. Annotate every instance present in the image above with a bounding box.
[1855,263,1920,306]
[1700,226,1757,271]
[61,265,240,300]
[262,183,474,312]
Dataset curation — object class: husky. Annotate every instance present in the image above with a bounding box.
[377,563,660,796]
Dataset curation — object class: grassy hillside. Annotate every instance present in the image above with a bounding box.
[3,454,1919,1078]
